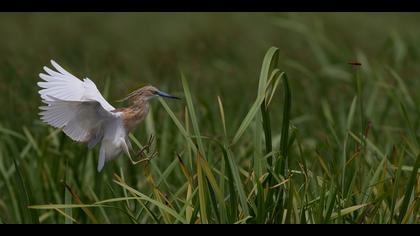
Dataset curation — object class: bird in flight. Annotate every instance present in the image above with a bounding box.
[37,60,179,172]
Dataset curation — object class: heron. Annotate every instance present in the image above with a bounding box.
[37,60,179,172]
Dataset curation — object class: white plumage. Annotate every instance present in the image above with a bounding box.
[38,60,130,172]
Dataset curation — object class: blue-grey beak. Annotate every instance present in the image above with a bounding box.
[156,90,180,100]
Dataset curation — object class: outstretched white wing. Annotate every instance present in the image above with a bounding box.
[38,60,119,144]
[38,60,115,110]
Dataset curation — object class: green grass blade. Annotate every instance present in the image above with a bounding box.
[232,96,265,146]
[277,73,291,177]
[159,98,198,154]
[64,161,72,224]
[397,153,420,223]
[330,204,369,220]
[112,180,187,224]
[225,147,250,217]
[198,154,227,222]
[196,154,208,224]
[11,155,37,223]
[217,96,227,138]
[181,73,205,157]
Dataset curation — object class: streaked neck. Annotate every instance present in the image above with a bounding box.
[122,99,150,132]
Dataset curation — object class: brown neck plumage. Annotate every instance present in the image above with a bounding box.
[117,99,150,132]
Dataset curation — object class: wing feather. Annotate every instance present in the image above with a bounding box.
[38,60,115,111]
[50,60,81,81]
[40,96,119,143]
[38,60,120,144]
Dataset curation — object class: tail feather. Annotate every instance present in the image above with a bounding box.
[88,129,103,149]
[97,145,106,172]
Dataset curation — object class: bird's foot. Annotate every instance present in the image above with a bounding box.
[130,134,158,165]
[130,152,158,165]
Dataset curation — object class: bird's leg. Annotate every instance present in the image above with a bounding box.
[134,134,155,158]
[124,146,148,165]
[120,137,142,165]
[125,137,133,151]
[130,147,157,165]
[120,137,132,159]
[124,135,157,165]
[146,139,158,162]
[137,135,158,163]
[143,134,158,161]
[146,134,155,153]
[134,145,149,159]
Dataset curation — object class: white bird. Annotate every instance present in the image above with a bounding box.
[37,60,179,172]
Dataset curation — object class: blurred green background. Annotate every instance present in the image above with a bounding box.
[1,13,420,131]
[1,13,420,223]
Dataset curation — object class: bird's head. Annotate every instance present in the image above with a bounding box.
[119,85,180,103]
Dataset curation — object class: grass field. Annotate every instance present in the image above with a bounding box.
[0,13,419,224]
